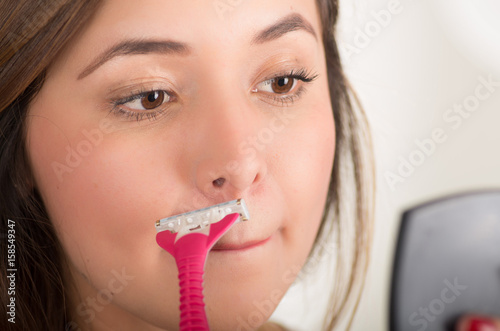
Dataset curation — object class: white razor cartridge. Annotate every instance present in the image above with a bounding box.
[155,198,250,234]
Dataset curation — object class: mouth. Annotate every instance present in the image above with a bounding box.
[211,235,273,252]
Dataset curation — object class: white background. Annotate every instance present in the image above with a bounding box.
[272,0,500,330]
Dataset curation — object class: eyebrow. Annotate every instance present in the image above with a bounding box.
[77,40,190,79]
[252,13,317,44]
[77,13,317,80]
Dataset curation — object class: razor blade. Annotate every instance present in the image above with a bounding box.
[155,199,250,234]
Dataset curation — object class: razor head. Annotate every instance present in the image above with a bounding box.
[155,198,250,234]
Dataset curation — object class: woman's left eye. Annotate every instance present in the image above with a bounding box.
[254,70,318,101]
[120,90,171,111]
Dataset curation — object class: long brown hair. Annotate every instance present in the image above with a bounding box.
[0,1,373,330]
[315,0,374,329]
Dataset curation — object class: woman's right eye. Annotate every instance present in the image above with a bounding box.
[110,89,176,121]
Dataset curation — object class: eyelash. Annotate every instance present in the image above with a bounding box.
[109,68,318,121]
[257,68,318,106]
[110,89,174,122]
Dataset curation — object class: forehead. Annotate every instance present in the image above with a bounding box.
[67,0,321,58]
[85,0,321,35]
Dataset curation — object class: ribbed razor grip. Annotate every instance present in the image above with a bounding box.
[177,254,208,330]
[156,213,240,331]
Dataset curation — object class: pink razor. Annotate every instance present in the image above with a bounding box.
[155,199,250,331]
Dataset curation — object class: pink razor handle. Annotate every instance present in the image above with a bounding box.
[156,213,240,331]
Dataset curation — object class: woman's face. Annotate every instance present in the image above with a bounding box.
[27,0,335,329]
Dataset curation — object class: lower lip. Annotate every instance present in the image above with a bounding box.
[211,236,273,253]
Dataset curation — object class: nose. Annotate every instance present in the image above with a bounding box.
[195,148,265,199]
[191,93,268,200]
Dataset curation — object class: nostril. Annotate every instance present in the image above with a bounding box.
[212,178,226,188]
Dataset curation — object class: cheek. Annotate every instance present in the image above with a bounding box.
[271,98,336,269]
[26,112,178,275]
[27,113,185,326]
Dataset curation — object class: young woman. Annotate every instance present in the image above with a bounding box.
[0,1,375,330]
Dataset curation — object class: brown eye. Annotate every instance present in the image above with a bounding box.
[141,91,165,110]
[255,76,298,95]
[271,77,294,94]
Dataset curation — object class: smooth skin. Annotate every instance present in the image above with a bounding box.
[26,1,335,330]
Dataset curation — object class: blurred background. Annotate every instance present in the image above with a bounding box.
[271,0,500,329]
